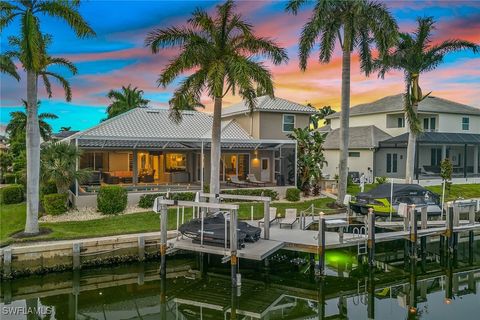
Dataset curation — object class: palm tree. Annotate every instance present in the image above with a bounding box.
[0,54,20,80]
[60,126,72,132]
[106,84,150,119]
[145,0,288,195]
[310,105,336,129]
[6,104,58,142]
[168,92,205,122]
[1,0,95,234]
[286,0,398,205]
[41,142,91,194]
[375,17,478,183]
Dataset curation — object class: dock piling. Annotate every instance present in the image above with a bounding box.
[263,200,270,240]
[367,208,375,267]
[230,208,238,287]
[4,248,12,278]
[159,197,168,276]
[316,216,326,276]
[446,204,454,254]
[138,236,145,261]
[72,243,81,270]
[409,205,417,259]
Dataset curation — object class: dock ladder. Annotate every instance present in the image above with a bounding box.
[353,225,367,256]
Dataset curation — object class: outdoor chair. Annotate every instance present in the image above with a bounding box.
[280,209,298,229]
[247,173,267,186]
[229,175,249,187]
[258,207,278,226]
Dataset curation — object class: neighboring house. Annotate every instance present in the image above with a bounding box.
[52,130,79,141]
[322,94,480,181]
[64,96,316,197]
[0,135,7,151]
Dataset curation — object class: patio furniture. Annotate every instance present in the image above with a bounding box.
[140,170,155,183]
[229,175,249,187]
[86,171,102,185]
[258,207,278,226]
[102,172,120,184]
[280,209,298,229]
[247,173,267,186]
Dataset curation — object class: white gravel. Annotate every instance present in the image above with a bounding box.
[39,206,149,223]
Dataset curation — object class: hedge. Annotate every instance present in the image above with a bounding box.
[41,180,58,196]
[0,184,24,204]
[285,188,301,202]
[139,192,196,209]
[3,173,16,184]
[138,188,279,208]
[221,189,279,201]
[43,193,68,215]
[97,186,128,214]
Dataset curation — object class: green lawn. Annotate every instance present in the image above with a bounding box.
[0,197,334,246]
[346,183,379,196]
[426,184,480,202]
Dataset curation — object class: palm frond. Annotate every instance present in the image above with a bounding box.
[41,73,53,98]
[285,0,309,15]
[145,27,201,53]
[41,71,72,101]
[427,39,479,56]
[0,54,20,81]
[36,1,96,38]
[47,57,78,74]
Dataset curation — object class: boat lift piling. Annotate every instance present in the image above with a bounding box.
[316,216,326,277]
[409,205,418,259]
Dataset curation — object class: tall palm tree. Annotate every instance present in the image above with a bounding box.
[375,17,478,183]
[0,53,20,80]
[106,84,150,119]
[6,105,58,142]
[1,0,95,234]
[286,0,398,205]
[145,0,288,195]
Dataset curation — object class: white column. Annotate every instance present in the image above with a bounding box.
[474,145,479,175]
[442,144,447,160]
[200,141,204,191]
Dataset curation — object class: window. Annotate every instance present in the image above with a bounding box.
[430,117,436,130]
[165,153,187,172]
[386,153,398,173]
[283,114,295,132]
[349,151,360,157]
[431,148,442,166]
[423,118,429,130]
[397,117,405,128]
[462,117,470,130]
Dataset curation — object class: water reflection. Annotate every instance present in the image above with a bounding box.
[1,239,479,319]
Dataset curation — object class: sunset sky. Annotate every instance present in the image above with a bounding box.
[1,0,479,132]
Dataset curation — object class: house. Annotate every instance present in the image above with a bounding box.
[64,96,315,201]
[321,94,480,181]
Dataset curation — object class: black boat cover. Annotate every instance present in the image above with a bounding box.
[357,183,433,199]
[178,212,261,247]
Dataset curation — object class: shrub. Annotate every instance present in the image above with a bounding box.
[97,186,127,214]
[138,192,196,209]
[41,180,58,196]
[375,176,388,184]
[0,184,24,204]
[3,173,16,184]
[43,193,68,215]
[285,188,301,202]
[222,188,279,201]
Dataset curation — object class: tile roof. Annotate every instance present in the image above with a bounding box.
[326,94,480,119]
[72,107,253,141]
[323,125,392,150]
[222,95,316,117]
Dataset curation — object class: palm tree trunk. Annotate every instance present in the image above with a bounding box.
[337,47,351,206]
[25,70,40,234]
[405,103,418,184]
[210,96,222,196]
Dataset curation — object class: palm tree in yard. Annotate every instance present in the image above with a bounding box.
[286,0,398,206]
[145,0,288,195]
[7,104,58,142]
[374,17,479,183]
[1,0,95,234]
[106,84,150,119]
[310,104,336,129]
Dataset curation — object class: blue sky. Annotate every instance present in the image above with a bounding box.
[1,0,479,133]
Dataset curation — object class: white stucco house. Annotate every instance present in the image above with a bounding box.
[320,94,480,182]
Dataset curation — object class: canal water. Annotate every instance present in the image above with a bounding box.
[1,238,479,319]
